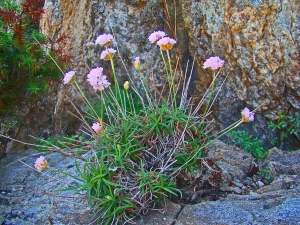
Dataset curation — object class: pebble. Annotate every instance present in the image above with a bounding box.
[257,181,265,187]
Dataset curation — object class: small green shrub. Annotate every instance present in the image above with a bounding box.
[228,130,268,158]
[257,166,272,181]
[0,0,71,116]
[268,112,300,150]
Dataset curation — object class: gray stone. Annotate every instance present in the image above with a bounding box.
[206,140,254,190]
[134,201,181,225]
[259,147,300,179]
[0,149,92,225]
[1,142,300,224]
[177,195,300,225]
[257,181,265,187]
[36,0,299,144]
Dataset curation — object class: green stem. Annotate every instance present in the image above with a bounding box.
[166,50,176,108]
[100,90,104,119]
[74,81,99,119]
[138,69,156,107]
[160,49,169,76]
[108,53,124,111]
[172,119,244,175]
[160,49,172,92]
[125,89,133,113]
[166,50,173,77]
[33,36,64,75]
[204,71,216,115]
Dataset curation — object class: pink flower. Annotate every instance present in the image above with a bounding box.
[157,37,177,50]
[95,33,115,47]
[203,56,225,71]
[92,122,102,134]
[87,67,111,91]
[148,30,166,44]
[134,57,140,70]
[63,70,76,84]
[34,156,48,172]
[241,107,255,122]
[100,48,116,60]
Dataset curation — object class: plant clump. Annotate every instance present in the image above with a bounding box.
[32,30,256,225]
[0,0,72,116]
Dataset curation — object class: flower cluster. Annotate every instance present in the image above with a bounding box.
[87,67,111,91]
[95,33,115,47]
[203,56,225,71]
[63,70,76,84]
[34,156,48,172]
[148,30,166,44]
[241,107,255,122]
[92,122,102,134]
[157,37,177,50]
[100,48,116,60]
[148,30,176,50]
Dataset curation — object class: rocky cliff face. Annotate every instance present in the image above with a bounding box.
[40,0,299,141]
[180,0,300,117]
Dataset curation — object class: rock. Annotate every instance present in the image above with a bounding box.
[134,201,181,225]
[0,149,92,225]
[259,147,300,179]
[256,175,297,194]
[257,180,265,187]
[205,140,254,190]
[39,0,299,147]
[177,195,300,225]
[1,141,300,224]
[136,176,300,225]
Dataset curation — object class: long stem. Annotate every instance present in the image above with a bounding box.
[204,71,216,115]
[160,49,171,92]
[166,50,173,77]
[171,119,244,176]
[100,90,104,119]
[0,133,53,149]
[108,51,124,111]
[166,50,176,108]
[160,49,169,76]
[33,36,64,75]
[125,89,133,113]
[74,81,99,119]
[138,69,156,108]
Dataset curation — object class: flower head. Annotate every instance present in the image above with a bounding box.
[100,48,116,60]
[157,37,177,50]
[203,56,225,71]
[124,81,130,90]
[148,30,166,44]
[63,70,76,84]
[241,107,255,122]
[92,122,102,134]
[87,67,111,91]
[34,156,48,172]
[95,33,115,47]
[134,57,140,70]
[86,42,94,49]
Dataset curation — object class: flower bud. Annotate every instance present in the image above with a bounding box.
[134,57,140,70]
[124,81,130,90]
